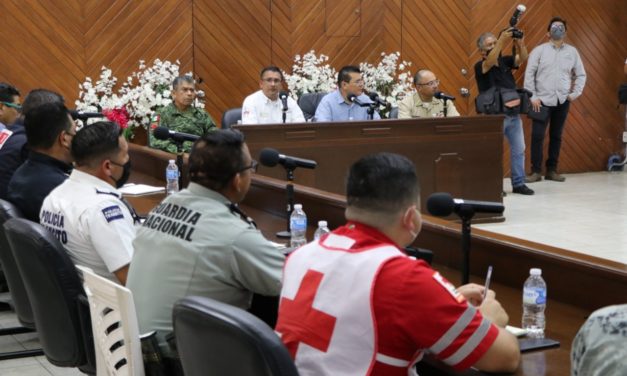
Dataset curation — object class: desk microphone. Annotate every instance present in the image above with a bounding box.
[434,92,456,101]
[70,110,106,121]
[347,93,368,107]
[153,126,199,143]
[427,192,504,216]
[259,148,317,170]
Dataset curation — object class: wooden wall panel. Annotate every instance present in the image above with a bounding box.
[0,0,625,174]
[193,0,272,119]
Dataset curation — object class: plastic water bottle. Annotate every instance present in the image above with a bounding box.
[166,159,179,195]
[290,204,307,247]
[522,268,547,338]
[313,220,330,240]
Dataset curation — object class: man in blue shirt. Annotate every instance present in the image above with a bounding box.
[8,101,74,221]
[314,66,380,122]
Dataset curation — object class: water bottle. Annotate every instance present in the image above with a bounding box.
[522,268,547,338]
[290,204,307,247]
[313,220,330,240]
[166,159,179,195]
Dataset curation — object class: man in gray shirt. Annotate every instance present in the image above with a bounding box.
[524,17,586,183]
[127,129,284,357]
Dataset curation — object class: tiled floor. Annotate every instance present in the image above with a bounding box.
[477,171,627,265]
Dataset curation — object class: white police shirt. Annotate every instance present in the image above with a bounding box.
[241,90,306,124]
[40,169,135,283]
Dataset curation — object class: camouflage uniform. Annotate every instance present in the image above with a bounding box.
[151,103,217,153]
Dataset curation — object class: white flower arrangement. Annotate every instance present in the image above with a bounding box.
[283,50,337,100]
[76,59,203,135]
[360,51,414,109]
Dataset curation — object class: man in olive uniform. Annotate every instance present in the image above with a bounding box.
[151,75,216,153]
[128,129,284,356]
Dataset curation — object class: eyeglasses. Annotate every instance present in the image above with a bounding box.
[418,79,439,87]
[1,101,21,111]
[239,160,258,173]
[350,79,364,85]
[262,78,282,84]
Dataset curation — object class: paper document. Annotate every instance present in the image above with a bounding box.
[119,183,165,196]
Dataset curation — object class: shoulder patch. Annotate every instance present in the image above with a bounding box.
[432,271,465,303]
[0,129,14,150]
[101,205,124,223]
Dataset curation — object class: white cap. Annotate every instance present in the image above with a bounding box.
[169,159,175,164]
[318,220,328,227]
[530,268,542,276]
[294,204,302,210]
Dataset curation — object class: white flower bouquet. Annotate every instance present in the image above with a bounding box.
[283,50,337,100]
[360,52,414,116]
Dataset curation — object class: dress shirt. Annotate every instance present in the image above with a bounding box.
[398,93,460,119]
[241,90,305,124]
[314,90,380,122]
[524,42,586,106]
[40,169,135,282]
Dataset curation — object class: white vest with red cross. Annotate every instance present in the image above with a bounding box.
[276,232,407,375]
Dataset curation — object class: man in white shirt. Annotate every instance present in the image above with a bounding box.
[40,121,137,285]
[241,66,305,124]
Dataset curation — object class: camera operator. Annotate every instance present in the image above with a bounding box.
[475,28,533,195]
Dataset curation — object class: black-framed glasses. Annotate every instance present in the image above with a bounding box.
[418,79,439,87]
[239,160,258,173]
[1,101,21,111]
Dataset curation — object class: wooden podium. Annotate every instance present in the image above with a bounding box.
[235,116,505,222]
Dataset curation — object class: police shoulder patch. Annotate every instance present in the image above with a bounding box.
[102,205,124,223]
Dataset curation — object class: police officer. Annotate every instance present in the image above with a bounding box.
[41,121,136,285]
[128,129,284,359]
[150,75,217,153]
[8,100,74,221]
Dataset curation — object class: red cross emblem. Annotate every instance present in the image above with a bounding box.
[276,269,337,358]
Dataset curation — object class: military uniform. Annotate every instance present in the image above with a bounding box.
[40,169,136,283]
[151,103,217,153]
[398,92,460,119]
[127,182,284,354]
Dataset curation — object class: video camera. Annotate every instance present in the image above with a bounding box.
[509,4,526,39]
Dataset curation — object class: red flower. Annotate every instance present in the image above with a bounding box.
[103,107,130,129]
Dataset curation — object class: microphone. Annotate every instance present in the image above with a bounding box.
[279,91,289,111]
[368,92,388,106]
[347,92,367,107]
[259,148,317,170]
[434,92,456,101]
[509,4,526,27]
[427,192,504,217]
[70,110,106,121]
[153,126,199,143]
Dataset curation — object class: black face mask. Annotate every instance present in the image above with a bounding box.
[111,160,131,188]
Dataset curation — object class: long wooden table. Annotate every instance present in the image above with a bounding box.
[235,116,505,223]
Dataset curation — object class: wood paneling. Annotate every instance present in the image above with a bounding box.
[1,0,625,174]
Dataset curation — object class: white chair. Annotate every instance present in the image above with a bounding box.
[76,265,145,376]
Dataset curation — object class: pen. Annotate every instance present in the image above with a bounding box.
[483,265,493,302]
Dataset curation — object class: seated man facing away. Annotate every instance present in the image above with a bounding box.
[571,304,627,376]
[151,75,217,153]
[8,99,74,221]
[128,129,284,356]
[398,69,460,118]
[314,65,380,122]
[40,121,137,285]
[276,152,520,375]
[241,65,305,124]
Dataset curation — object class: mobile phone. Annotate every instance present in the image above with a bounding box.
[519,337,560,352]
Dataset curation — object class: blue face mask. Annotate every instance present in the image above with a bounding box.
[550,25,565,40]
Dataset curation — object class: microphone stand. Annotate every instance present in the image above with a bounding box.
[367,104,376,120]
[282,107,287,124]
[276,166,296,238]
[457,205,475,285]
[174,140,184,188]
[443,98,449,118]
